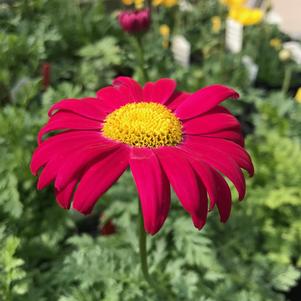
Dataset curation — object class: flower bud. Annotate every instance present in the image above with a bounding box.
[118,9,151,34]
[279,49,291,62]
[295,87,301,103]
[270,38,281,50]
[42,63,51,90]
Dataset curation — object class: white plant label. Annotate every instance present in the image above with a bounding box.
[226,18,244,54]
[242,55,259,83]
[172,35,191,68]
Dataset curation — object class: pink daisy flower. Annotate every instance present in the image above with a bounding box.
[30,77,254,235]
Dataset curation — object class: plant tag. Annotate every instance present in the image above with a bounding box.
[226,18,243,53]
[242,56,259,83]
[283,42,301,65]
[172,35,191,68]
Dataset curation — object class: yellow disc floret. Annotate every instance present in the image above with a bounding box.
[102,102,182,148]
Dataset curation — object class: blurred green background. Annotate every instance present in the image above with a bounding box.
[1,0,301,300]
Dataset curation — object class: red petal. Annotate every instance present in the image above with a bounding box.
[72,146,129,215]
[30,132,103,175]
[175,85,239,120]
[38,111,101,144]
[155,147,208,230]
[130,148,170,235]
[202,130,244,147]
[112,77,143,103]
[183,113,240,135]
[96,86,128,110]
[181,138,246,200]
[166,91,191,111]
[55,178,77,209]
[37,157,61,190]
[48,97,107,121]
[143,78,176,104]
[189,137,254,176]
[55,139,120,190]
[191,160,232,222]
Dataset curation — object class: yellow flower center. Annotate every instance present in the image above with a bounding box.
[102,102,183,147]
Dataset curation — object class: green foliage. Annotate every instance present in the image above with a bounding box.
[0,227,28,300]
[244,24,287,87]
[78,36,122,90]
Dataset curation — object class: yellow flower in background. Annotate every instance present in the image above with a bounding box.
[229,6,264,26]
[159,24,170,37]
[270,38,282,49]
[121,0,144,8]
[122,0,133,5]
[211,16,222,33]
[159,24,170,48]
[220,0,247,7]
[164,0,178,7]
[153,0,178,8]
[153,0,162,5]
[135,0,144,9]
[295,88,301,103]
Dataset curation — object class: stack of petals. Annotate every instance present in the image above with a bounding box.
[31,77,254,235]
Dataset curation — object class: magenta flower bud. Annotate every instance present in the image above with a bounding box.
[118,9,151,34]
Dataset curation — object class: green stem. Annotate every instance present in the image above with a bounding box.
[282,65,293,95]
[135,36,149,83]
[5,284,12,301]
[146,0,152,9]
[138,206,153,285]
[138,205,172,300]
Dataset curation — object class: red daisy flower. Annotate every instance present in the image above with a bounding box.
[30,77,254,235]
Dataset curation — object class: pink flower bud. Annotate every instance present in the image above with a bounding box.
[118,9,151,34]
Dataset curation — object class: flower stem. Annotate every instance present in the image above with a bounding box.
[135,36,149,83]
[146,0,152,9]
[138,205,172,299]
[138,206,153,285]
[282,65,293,95]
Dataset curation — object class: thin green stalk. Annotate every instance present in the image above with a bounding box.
[135,36,149,83]
[138,207,154,285]
[146,0,152,8]
[138,205,172,300]
[282,65,293,95]
[4,284,12,301]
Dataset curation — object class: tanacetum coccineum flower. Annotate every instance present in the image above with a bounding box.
[30,77,254,235]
